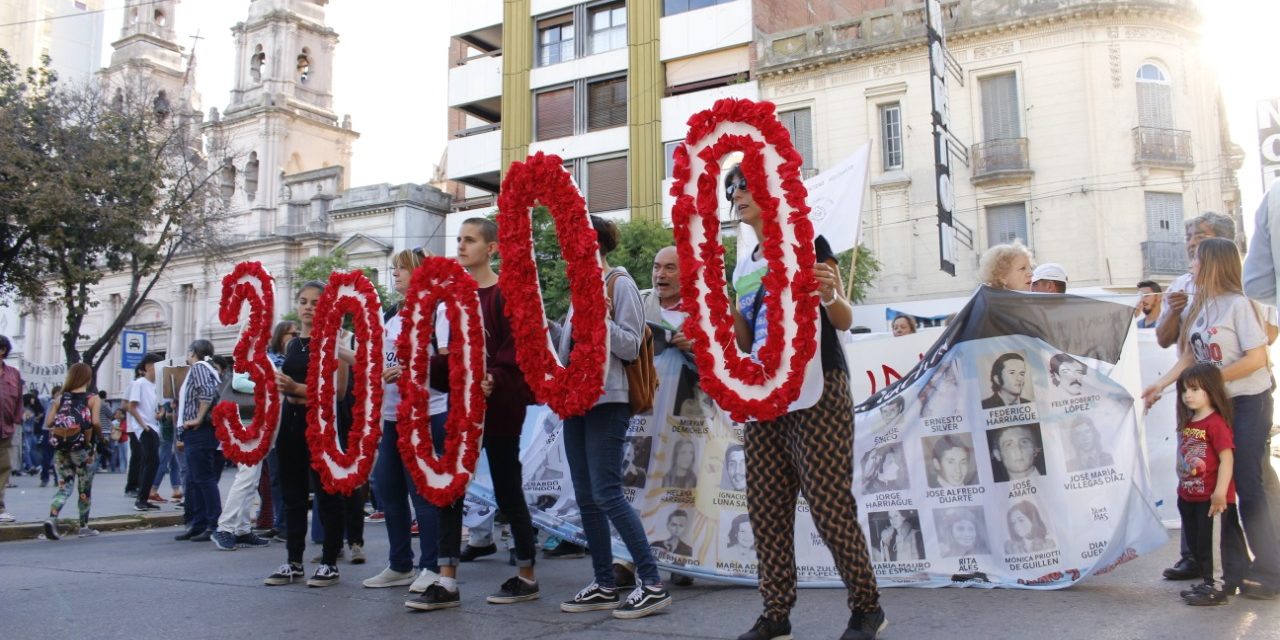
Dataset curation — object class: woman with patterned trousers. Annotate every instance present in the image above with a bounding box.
[725,164,886,640]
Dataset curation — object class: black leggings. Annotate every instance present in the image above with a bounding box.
[278,403,345,566]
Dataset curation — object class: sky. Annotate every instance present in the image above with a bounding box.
[71,0,1280,221]
[98,0,452,189]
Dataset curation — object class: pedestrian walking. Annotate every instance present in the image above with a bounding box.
[42,363,102,539]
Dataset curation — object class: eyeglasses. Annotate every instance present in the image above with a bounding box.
[412,245,427,258]
[725,178,748,200]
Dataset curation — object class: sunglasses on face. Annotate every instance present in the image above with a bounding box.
[725,178,748,200]
[412,245,427,259]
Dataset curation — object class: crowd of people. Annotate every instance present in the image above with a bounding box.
[6,174,1280,637]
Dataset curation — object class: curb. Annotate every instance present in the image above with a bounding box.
[0,512,185,542]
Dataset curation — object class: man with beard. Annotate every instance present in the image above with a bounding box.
[1048,354,1087,399]
[981,354,1030,409]
[1135,281,1162,328]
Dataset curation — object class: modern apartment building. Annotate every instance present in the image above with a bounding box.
[444,0,760,245]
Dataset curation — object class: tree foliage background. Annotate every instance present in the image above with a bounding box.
[0,51,235,371]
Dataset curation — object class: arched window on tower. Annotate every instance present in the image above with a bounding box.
[112,88,124,111]
[297,49,311,84]
[153,90,170,123]
[1135,62,1173,129]
[153,9,167,27]
[130,8,139,24]
[250,45,265,84]
[244,152,260,201]
[221,162,237,199]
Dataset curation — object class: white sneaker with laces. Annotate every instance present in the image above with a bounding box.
[409,567,442,593]
[363,567,417,588]
[0,512,15,523]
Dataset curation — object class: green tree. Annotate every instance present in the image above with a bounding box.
[284,248,394,321]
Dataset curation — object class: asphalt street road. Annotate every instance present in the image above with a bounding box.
[3,520,1277,640]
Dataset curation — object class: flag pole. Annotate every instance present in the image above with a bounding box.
[844,245,858,300]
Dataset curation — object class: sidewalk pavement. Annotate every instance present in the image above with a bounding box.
[0,465,238,541]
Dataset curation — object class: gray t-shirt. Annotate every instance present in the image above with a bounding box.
[1187,293,1271,397]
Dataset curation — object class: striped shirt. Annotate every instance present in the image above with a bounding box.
[179,360,220,427]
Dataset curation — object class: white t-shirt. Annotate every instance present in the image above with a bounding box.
[1187,293,1272,397]
[126,376,158,435]
[733,250,823,415]
[382,304,450,421]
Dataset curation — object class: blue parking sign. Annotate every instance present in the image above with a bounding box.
[122,330,147,370]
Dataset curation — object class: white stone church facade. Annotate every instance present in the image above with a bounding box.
[7,0,450,398]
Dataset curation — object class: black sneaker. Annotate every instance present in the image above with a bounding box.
[560,582,621,612]
[1162,558,1200,580]
[544,541,586,559]
[307,564,340,588]
[134,502,155,512]
[487,576,541,604]
[405,583,461,611]
[43,519,62,541]
[264,562,305,586]
[612,584,671,619]
[1183,588,1230,606]
[737,615,793,640]
[1180,582,1240,598]
[190,530,213,543]
[459,543,497,562]
[235,532,270,548]
[840,608,888,640]
[174,528,204,541]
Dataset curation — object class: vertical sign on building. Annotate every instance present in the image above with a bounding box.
[926,0,957,276]
[1258,98,1280,190]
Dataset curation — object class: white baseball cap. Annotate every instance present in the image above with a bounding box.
[1032,263,1068,283]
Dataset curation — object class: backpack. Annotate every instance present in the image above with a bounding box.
[49,392,92,452]
[606,270,659,415]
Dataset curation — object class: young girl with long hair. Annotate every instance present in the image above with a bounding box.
[1143,238,1280,600]
[1173,363,1247,605]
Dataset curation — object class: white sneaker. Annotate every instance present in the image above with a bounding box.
[409,567,442,593]
[0,512,15,523]
[362,567,417,588]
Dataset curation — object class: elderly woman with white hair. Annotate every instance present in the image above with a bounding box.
[978,243,1033,292]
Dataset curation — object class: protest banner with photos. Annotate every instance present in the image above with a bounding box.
[465,287,1167,588]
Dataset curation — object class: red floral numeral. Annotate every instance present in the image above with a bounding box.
[669,98,820,422]
[497,152,610,418]
[305,270,384,495]
[212,261,281,465]
[395,257,487,507]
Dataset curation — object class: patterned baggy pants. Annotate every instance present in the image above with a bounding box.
[743,368,880,620]
[50,447,96,527]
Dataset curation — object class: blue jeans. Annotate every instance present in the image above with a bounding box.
[563,402,660,586]
[1231,391,1280,588]
[183,427,222,532]
[373,415,445,572]
[22,430,38,470]
[152,437,174,491]
[267,447,285,531]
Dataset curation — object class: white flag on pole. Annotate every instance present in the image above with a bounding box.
[735,142,871,269]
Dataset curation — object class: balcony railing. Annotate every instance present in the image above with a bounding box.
[1133,126,1194,168]
[757,0,1197,73]
[971,137,1032,183]
[1141,240,1188,277]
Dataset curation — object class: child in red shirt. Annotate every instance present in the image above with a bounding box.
[1175,363,1248,605]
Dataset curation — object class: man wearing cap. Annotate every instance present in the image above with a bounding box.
[1031,263,1068,294]
[128,353,165,512]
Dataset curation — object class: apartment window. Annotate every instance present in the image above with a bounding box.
[589,3,627,55]
[587,156,628,213]
[1136,63,1173,128]
[777,108,815,174]
[986,202,1028,247]
[535,86,575,140]
[1144,192,1183,242]
[664,141,680,178]
[664,0,733,16]
[587,76,627,131]
[879,103,903,171]
[538,14,575,67]
[979,72,1021,142]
